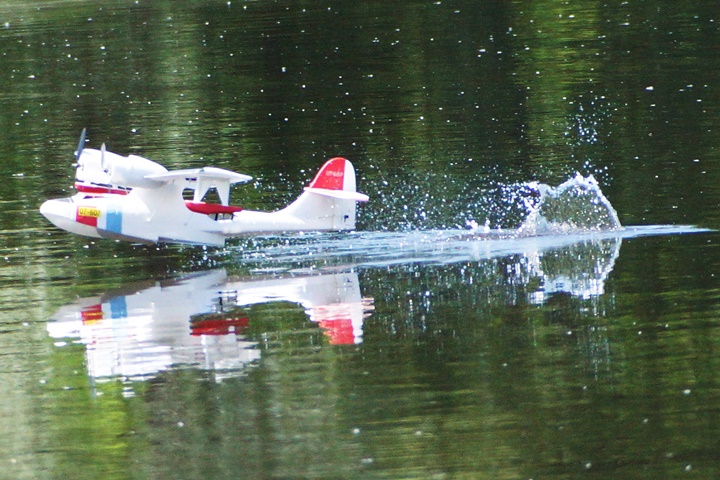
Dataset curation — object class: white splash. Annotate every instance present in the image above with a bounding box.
[517,173,621,236]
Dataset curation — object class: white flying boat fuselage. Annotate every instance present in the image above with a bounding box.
[40,139,368,246]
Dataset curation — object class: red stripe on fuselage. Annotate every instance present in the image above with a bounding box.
[76,213,98,227]
[75,183,130,195]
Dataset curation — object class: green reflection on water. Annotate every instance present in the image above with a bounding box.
[19,233,719,479]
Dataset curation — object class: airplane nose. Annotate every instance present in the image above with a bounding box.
[40,198,102,239]
[40,198,67,221]
[39,199,55,219]
[40,198,74,228]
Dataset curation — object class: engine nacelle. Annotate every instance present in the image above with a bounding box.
[76,148,167,190]
[107,154,168,189]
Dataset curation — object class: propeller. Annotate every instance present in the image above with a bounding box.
[74,128,87,162]
[101,142,108,174]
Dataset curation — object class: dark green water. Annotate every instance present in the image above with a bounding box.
[3,1,720,478]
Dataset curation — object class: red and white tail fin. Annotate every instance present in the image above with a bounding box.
[304,157,369,202]
[279,157,368,231]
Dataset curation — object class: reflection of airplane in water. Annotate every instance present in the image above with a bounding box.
[47,270,374,383]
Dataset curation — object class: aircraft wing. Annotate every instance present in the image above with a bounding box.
[146,167,252,205]
[146,167,252,185]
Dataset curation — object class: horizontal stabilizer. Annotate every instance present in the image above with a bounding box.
[304,187,369,202]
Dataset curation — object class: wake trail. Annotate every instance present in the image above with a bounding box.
[224,174,711,271]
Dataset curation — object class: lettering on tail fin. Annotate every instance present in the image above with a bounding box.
[308,157,347,190]
[303,157,369,202]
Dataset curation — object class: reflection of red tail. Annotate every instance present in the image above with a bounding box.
[319,318,355,345]
[191,317,249,336]
[311,302,362,345]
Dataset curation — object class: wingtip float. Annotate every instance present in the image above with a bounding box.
[40,130,369,246]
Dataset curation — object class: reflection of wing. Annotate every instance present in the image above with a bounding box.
[47,269,372,385]
[146,167,252,205]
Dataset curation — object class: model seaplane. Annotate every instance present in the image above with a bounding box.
[40,130,369,246]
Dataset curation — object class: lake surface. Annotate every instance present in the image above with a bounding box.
[2,1,720,478]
